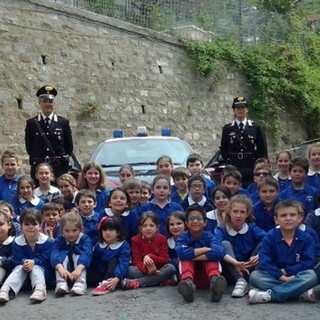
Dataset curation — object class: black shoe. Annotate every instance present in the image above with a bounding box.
[178,278,196,302]
[210,276,227,302]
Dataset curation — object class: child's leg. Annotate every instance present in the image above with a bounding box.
[0,267,6,284]
[1,265,28,296]
[179,260,196,281]
[221,240,242,282]
[29,265,47,302]
[102,258,119,280]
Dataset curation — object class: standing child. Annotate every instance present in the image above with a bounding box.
[41,202,61,240]
[79,162,109,215]
[122,178,142,209]
[119,165,135,184]
[51,213,93,296]
[306,142,320,190]
[170,167,189,204]
[90,217,131,295]
[220,168,249,197]
[214,195,266,297]
[122,211,176,289]
[273,151,292,191]
[137,175,184,236]
[140,181,151,205]
[0,209,53,303]
[57,173,78,212]
[156,155,174,181]
[13,176,44,216]
[248,200,318,304]
[51,195,67,217]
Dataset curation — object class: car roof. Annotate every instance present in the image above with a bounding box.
[101,136,182,143]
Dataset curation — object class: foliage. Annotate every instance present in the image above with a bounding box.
[82,100,101,115]
[258,0,302,14]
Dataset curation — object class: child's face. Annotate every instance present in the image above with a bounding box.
[127,188,141,206]
[229,203,248,231]
[55,203,66,217]
[213,190,229,212]
[0,216,12,241]
[58,180,76,198]
[174,176,188,192]
[309,147,320,168]
[259,185,278,207]
[223,176,241,195]
[76,196,96,216]
[274,207,300,232]
[276,153,290,172]
[153,179,170,202]
[83,168,100,187]
[109,190,129,214]
[0,205,14,218]
[119,169,134,183]
[102,228,119,244]
[290,166,306,185]
[186,210,207,234]
[253,169,270,183]
[189,180,205,201]
[35,165,52,184]
[157,159,173,176]
[19,180,34,201]
[168,216,185,239]
[187,160,203,175]
[2,157,19,179]
[43,209,60,227]
[62,222,81,243]
[21,221,41,240]
[140,187,151,205]
[139,217,159,240]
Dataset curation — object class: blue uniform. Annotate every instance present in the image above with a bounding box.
[181,195,214,212]
[214,223,266,261]
[299,224,320,257]
[94,188,109,215]
[13,196,44,216]
[306,170,320,190]
[0,236,15,271]
[203,176,216,201]
[34,185,60,203]
[246,182,257,195]
[0,175,19,204]
[253,199,279,232]
[41,221,62,240]
[170,190,186,204]
[235,188,250,197]
[250,191,260,206]
[80,211,100,246]
[273,173,291,192]
[304,208,320,239]
[205,209,223,234]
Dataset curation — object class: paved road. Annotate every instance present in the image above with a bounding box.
[1,285,320,320]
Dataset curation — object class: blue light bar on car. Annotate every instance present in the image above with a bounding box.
[161,129,171,136]
[113,130,123,138]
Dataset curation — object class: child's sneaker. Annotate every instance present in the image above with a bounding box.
[29,283,47,302]
[55,281,69,296]
[247,288,272,304]
[210,275,227,302]
[121,278,140,290]
[70,279,87,296]
[0,285,10,303]
[92,281,111,295]
[299,288,316,303]
[177,278,196,302]
[231,278,249,298]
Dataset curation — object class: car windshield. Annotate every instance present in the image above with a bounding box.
[92,139,192,167]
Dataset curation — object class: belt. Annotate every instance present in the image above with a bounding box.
[33,156,64,163]
[228,152,254,160]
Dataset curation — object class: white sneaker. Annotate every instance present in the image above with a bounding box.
[247,289,272,304]
[299,288,316,303]
[70,280,87,296]
[231,278,249,298]
[55,281,69,296]
[29,284,47,302]
[0,285,10,303]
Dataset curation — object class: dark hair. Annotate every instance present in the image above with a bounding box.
[121,178,142,192]
[41,202,59,213]
[258,176,279,192]
[187,174,206,189]
[186,204,206,220]
[107,188,131,209]
[75,189,96,205]
[20,209,42,225]
[212,185,232,202]
[140,181,151,192]
[166,211,186,235]
[156,155,173,166]
[221,169,242,184]
[139,211,159,227]
[274,199,300,217]
[119,165,135,176]
[186,153,203,167]
[289,157,309,174]
[0,200,14,214]
[17,175,35,192]
[98,216,126,242]
[0,210,16,236]
[152,174,171,188]
[171,167,189,180]
[1,150,18,164]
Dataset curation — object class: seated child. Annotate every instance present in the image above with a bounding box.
[57,174,78,212]
[140,181,151,205]
[122,211,176,289]
[90,217,131,295]
[220,167,249,197]
[51,195,67,217]
[273,151,292,191]
[248,199,318,304]
[253,177,280,232]
[306,142,320,190]
[51,213,93,296]
[0,209,53,303]
[156,155,174,184]
[170,167,189,204]
[0,200,20,235]
[122,178,142,209]
[41,202,61,240]
[119,165,135,184]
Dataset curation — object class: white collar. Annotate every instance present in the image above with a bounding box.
[273,172,291,180]
[236,119,247,126]
[65,232,84,245]
[99,241,124,249]
[167,236,175,249]
[315,208,320,216]
[15,232,48,246]
[188,196,206,206]
[38,113,57,122]
[206,209,217,220]
[104,208,130,217]
[226,223,249,236]
[34,185,60,196]
[19,195,41,206]
[308,168,320,176]
[299,224,306,231]
[2,235,15,245]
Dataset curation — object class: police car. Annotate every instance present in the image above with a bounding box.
[88,127,194,186]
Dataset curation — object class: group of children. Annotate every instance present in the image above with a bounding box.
[1,143,320,306]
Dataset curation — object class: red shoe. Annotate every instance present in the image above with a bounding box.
[121,278,140,290]
[92,281,110,295]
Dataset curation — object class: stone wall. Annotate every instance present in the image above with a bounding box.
[0,0,307,173]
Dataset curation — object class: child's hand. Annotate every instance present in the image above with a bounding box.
[143,255,154,268]
[106,277,120,291]
[233,261,249,276]
[45,226,54,240]
[244,255,259,268]
[279,275,295,282]
[70,265,84,281]
[22,259,35,272]
[56,265,72,280]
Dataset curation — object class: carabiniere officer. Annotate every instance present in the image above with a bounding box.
[220,97,268,187]
[25,85,73,183]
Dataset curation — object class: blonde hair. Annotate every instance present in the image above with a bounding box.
[308,142,320,158]
[57,173,77,188]
[61,212,82,231]
[224,195,255,225]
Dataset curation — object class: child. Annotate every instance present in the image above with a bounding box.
[214,195,266,297]
[78,162,109,215]
[306,142,320,190]
[248,199,318,304]
[0,210,15,285]
[181,175,214,213]
[175,204,228,302]
[51,213,93,296]
[140,181,151,205]
[75,189,100,246]
[119,165,135,184]
[220,167,249,197]
[34,163,60,203]
[137,175,184,236]
[0,200,20,235]
[122,211,176,289]
[186,153,216,200]
[273,151,292,191]
[102,188,138,242]
[280,157,318,215]
[170,167,189,204]
[253,177,280,232]
[89,217,131,295]
[51,195,67,217]
[12,176,44,216]
[0,209,53,303]
[122,178,142,209]
[41,202,61,240]
[206,186,232,233]
[0,150,20,204]
[57,173,78,211]
[156,155,174,181]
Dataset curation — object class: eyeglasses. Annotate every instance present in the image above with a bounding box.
[187,216,205,222]
[190,184,204,190]
[254,172,269,177]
